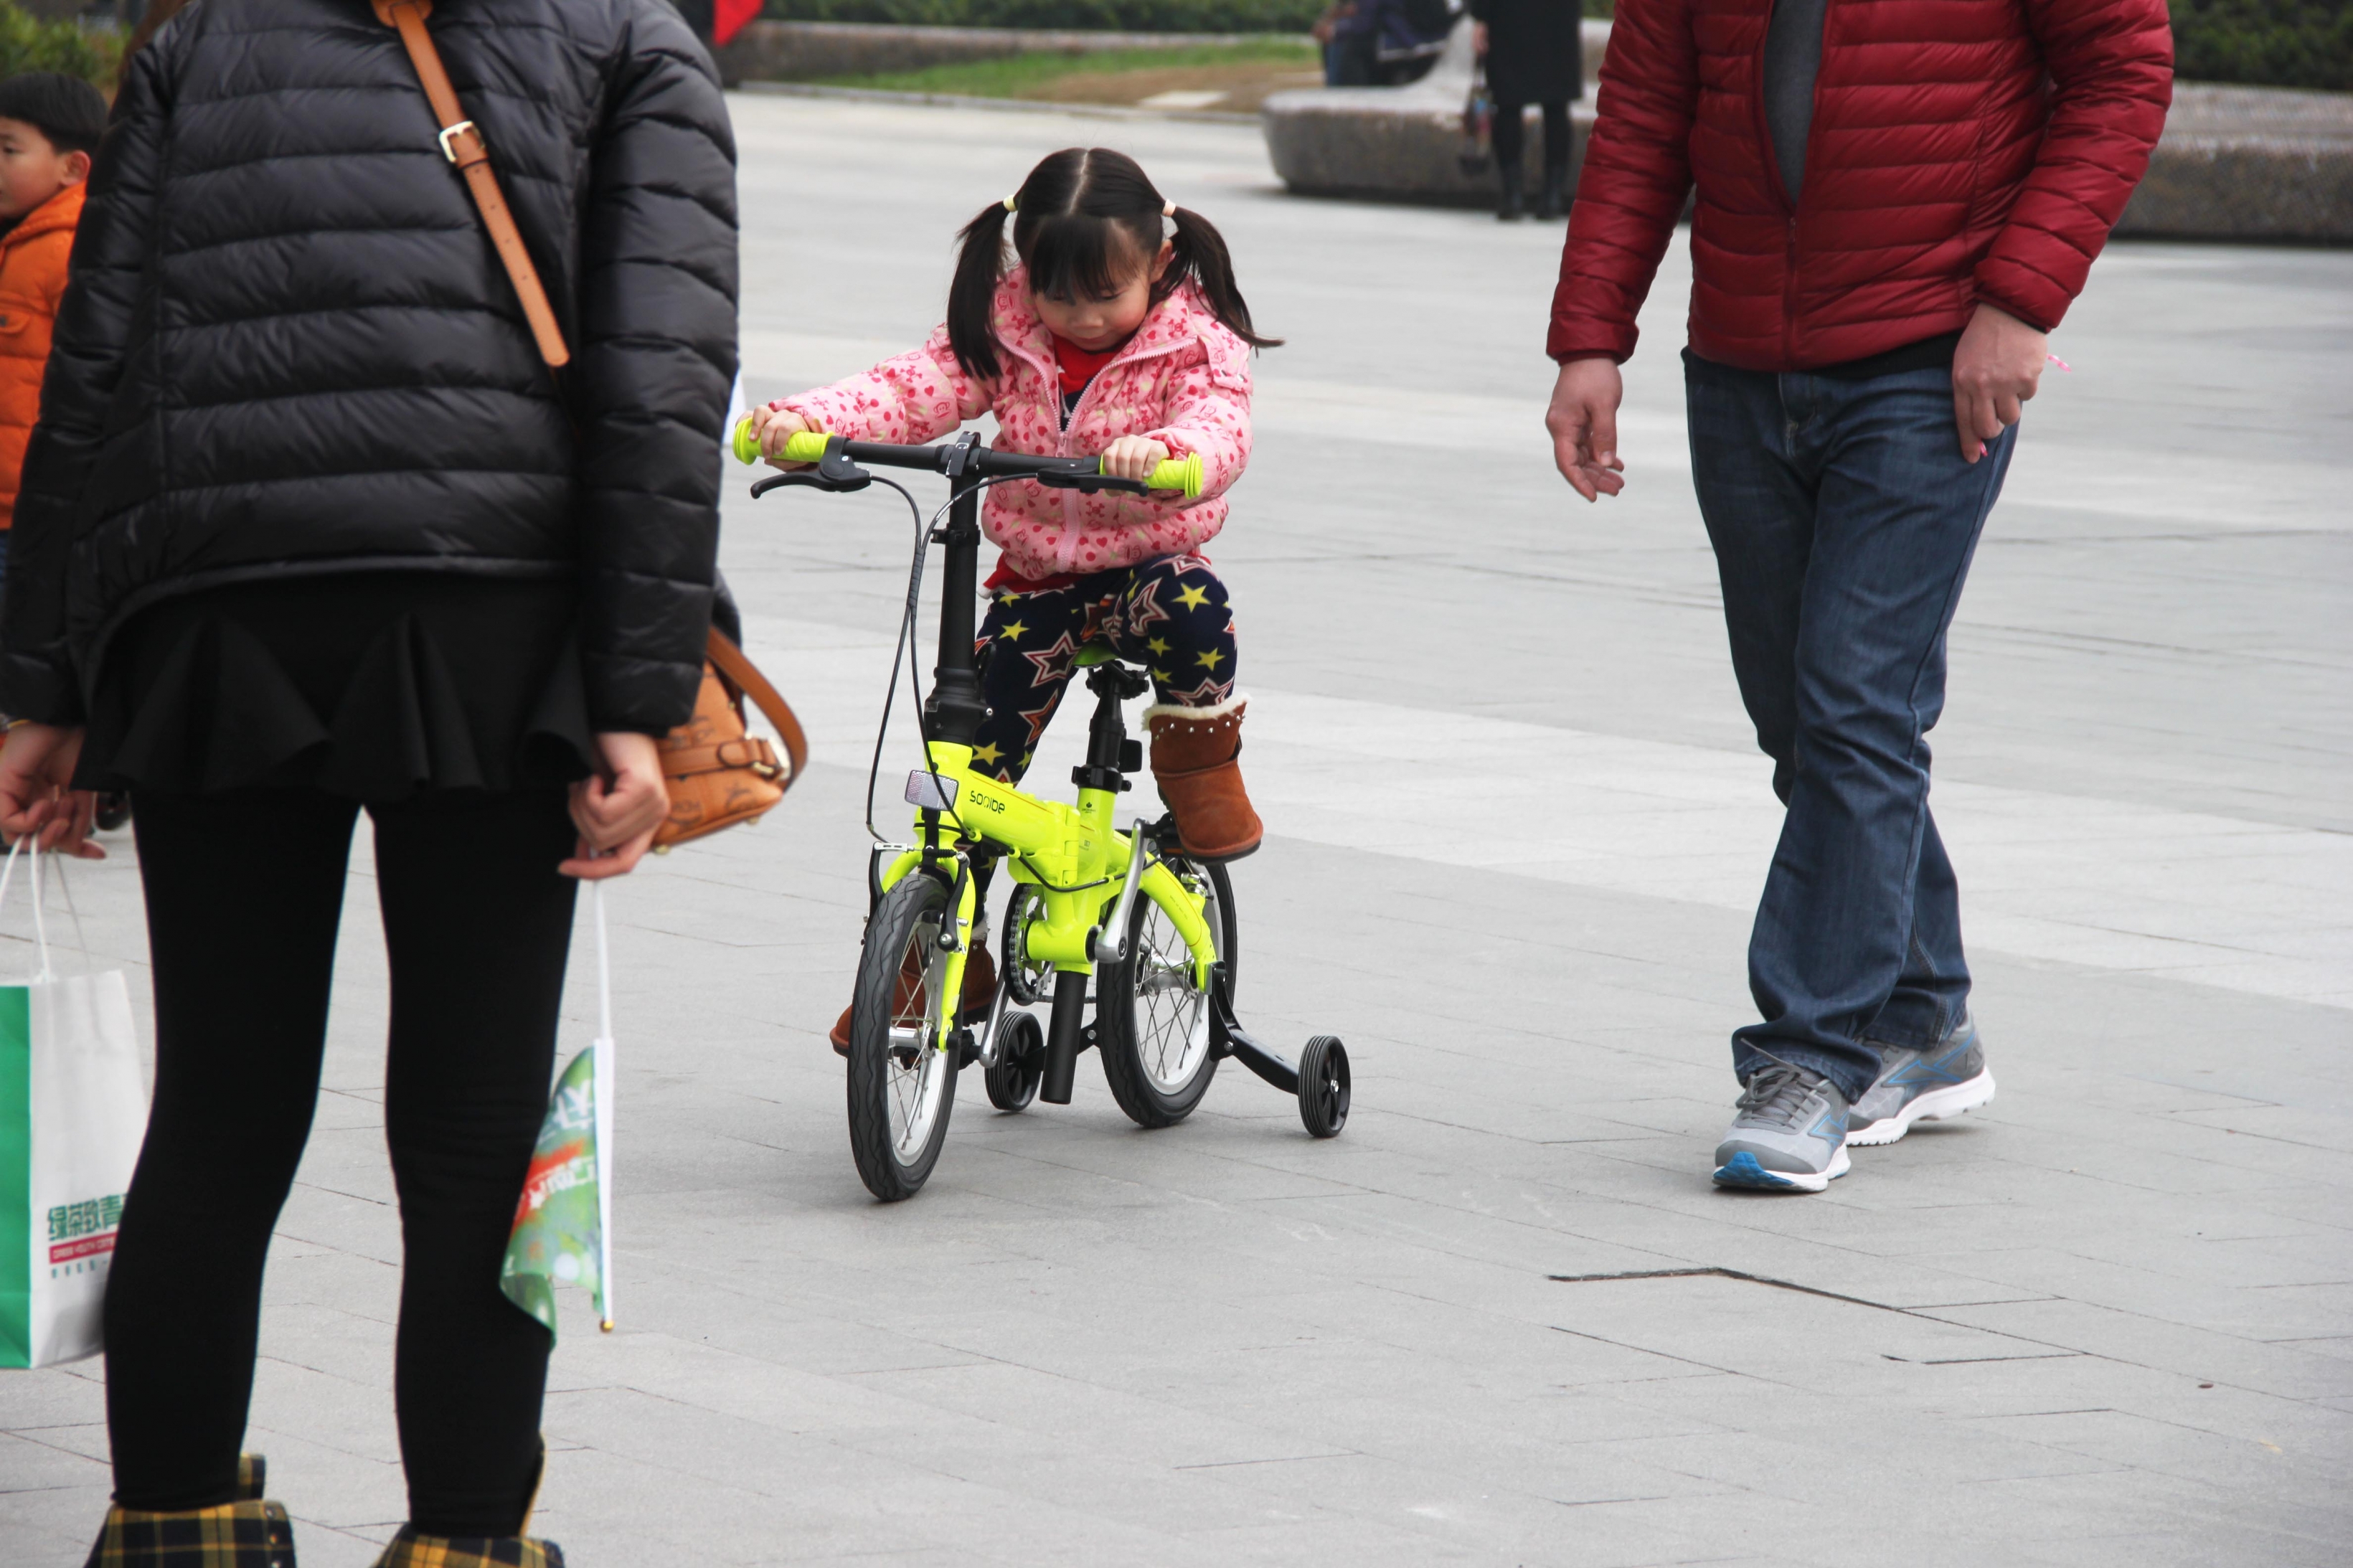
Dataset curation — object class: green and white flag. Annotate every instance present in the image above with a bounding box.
[501,883,616,1341]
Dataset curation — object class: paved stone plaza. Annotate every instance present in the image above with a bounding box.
[5,94,2351,1566]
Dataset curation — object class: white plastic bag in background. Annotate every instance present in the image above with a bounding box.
[0,840,148,1369]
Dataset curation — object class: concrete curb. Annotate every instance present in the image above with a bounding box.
[733,79,1260,126]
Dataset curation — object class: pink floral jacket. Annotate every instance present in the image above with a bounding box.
[777,270,1253,581]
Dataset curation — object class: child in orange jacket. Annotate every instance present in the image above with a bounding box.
[0,72,108,587]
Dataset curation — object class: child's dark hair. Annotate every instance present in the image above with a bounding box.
[948,147,1279,382]
[0,72,110,157]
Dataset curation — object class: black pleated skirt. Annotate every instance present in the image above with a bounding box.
[77,572,598,801]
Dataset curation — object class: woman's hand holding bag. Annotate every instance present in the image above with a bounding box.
[0,724,101,861]
[562,732,669,881]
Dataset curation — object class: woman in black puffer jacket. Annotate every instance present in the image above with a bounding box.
[0,0,735,1561]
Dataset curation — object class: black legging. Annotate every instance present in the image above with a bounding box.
[105,786,578,1536]
[1493,99,1572,178]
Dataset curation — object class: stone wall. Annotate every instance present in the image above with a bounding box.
[1262,21,1604,207]
[2116,83,2353,242]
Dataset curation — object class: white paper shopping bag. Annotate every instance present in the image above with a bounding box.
[0,841,148,1369]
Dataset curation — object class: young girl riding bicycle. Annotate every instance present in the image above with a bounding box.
[747,148,1277,1047]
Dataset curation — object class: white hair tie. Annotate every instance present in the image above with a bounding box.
[1162,199,1176,218]
[1003,193,1018,212]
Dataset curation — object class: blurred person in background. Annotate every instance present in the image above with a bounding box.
[0,72,106,595]
[1469,0,1580,219]
[0,0,736,1564]
[1545,0,2171,1194]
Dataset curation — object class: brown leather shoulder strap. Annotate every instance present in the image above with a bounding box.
[374,0,571,369]
[707,628,810,790]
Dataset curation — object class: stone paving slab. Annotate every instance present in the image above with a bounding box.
[4,95,2351,1567]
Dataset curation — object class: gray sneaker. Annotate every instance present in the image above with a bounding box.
[1847,1015,1995,1148]
[1712,1062,1851,1193]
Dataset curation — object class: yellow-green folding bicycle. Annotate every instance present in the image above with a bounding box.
[739,423,1350,1200]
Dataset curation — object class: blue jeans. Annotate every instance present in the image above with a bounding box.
[1683,350,2015,1103]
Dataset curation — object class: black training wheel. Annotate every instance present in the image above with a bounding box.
[984,1011,1045,1112]
[1296,1035,1350,1138]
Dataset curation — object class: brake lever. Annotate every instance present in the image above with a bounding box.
[749,449,873,499]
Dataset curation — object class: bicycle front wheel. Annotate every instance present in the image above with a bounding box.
[846,873,961,1200]
[1096,857,1236,1128]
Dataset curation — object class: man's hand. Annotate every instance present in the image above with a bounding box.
[1951,302,2047,463]
[562,731,669,880]
[1547,356,1626,501]
[0,723,102,860]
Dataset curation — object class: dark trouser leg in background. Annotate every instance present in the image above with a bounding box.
[372,789,577,1537]
[1684,354,2013,1104]
[1491,99,1527,218]
[1537,101,1571,217]
[106,788,361,1511]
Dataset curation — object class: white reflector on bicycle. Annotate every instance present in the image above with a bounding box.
[904,770,958,811]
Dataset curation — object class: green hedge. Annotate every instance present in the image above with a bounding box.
[2172,1,2352,91]
[0,1,121,88]
[764,0,1323,30]
[762,0,1619,29]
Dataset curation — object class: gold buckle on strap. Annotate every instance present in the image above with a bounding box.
[437,119,478,162]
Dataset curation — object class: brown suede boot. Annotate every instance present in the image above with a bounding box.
[829,943,997,1057]
[1146,697,1263,862]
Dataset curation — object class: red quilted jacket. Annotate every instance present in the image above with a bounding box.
[1548,0,2172,370]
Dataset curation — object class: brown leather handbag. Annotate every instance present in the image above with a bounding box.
[376,0,804,849]
[657,629,808,849]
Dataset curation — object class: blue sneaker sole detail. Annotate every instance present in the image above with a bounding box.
[1712,1149,1842,1193]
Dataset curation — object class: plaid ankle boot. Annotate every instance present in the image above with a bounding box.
[367,1529,565,1568]
[82,1503,296,1567]
[84,1453,294,1567]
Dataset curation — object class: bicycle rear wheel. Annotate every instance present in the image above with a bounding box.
[846,873,960,1199]
[1096,857,1236,1128]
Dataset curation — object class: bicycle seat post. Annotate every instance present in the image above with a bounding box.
[924,432,989,747]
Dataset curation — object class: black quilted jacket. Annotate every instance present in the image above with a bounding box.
[0,0,738,732]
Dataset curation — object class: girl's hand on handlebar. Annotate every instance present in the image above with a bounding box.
[1100,435,1172,483]
[750,403,816,471]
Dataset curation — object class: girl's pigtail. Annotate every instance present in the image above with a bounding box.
[948,199,1014,381]
[1166,207,1282,351]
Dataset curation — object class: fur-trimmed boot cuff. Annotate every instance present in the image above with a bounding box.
[1146,696,1263,863]
[84,1499,297,1567]
[368,1528,565,1568]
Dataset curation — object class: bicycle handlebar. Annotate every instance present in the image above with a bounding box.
[730,417,1204,500]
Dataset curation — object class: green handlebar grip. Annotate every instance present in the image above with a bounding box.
[730,416,831,466]
[1116,450,1204,499]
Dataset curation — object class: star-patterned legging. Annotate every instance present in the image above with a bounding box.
[971,553,1237,784]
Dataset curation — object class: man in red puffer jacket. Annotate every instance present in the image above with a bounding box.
[1544,0,2170,1194]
